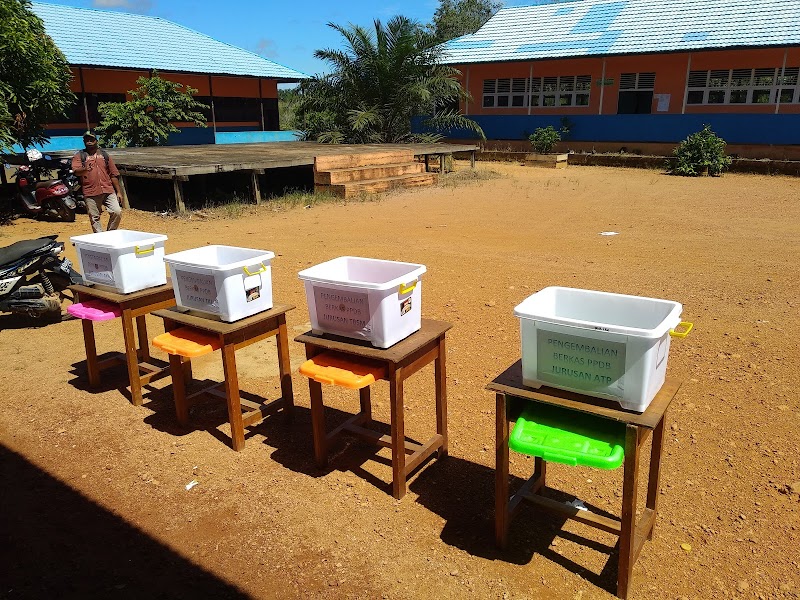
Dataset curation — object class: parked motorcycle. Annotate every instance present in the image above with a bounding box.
[3,149,77,222]
[0,235,83,319]
[51,156,87,214]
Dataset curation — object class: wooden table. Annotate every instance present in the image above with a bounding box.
[152,304,295,451]
[489,360,682,599]
[70,282,176,406]
[295,319,451,499]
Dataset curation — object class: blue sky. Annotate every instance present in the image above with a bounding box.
[38,0,527,77]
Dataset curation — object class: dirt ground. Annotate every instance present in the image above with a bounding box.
[1,162,799,600]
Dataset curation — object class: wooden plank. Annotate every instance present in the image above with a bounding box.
[221,343,245,451]
[117,175,130,209]
[120,309,144,406]
[390,367,407,499]
[69,281,175,306]
[241,397,284,427]
[646,413,667,540]
[496,393,510,548]
[169,354,189,425]
[435,334,447,456]
[617,424,641,599]
[486,360,682,429]
[315,151,414,171]
[508,470,544,520]
[173,177,186,214]
[633,508,655,564]
[80,319,101,387]
[251,170,262,205]
[295,319,452,364]
[520,492,623,536]
[153,304,294,335]
[403,434,443,475]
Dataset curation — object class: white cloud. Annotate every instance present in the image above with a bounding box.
[91,0,153,14]
[255,38,279,59]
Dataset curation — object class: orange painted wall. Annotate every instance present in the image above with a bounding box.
[81,68,149,94]
[461,58,605,116]
[69,67,279,100]
[601,53,688,115]
[460,46,800,116]
[210,76,259,98]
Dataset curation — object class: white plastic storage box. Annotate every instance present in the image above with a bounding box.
[298,256,426,348]
[71,229,168,293]
[514,287,685,412]
[164,245,275,322]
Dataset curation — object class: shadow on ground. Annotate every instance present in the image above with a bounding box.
[0,444,247,599]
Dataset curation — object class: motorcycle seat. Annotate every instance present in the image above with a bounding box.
[0,236,57,268]
[35,180,60,189]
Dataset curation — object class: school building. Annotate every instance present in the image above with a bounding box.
[438,0,800,158]
[30,2,307,149]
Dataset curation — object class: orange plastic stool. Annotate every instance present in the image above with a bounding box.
[299,351,386,389]
[153,327,222,358]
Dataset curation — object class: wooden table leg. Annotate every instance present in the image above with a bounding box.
[169,354,189,426]
[135,315,150,362]
[221,343,245,451]
[646,411,667,540]
[617,424,641,599]
[534,456,547,491]
[435,334,448,457]
[276,315,294,421]
[81,318,101,388]
[308,378,327,468]
[389,366,407,499]
[121,308,144,406]
[495,392,510,548]
[359,387,372,424]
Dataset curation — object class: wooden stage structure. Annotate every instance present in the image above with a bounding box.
[56,142,479,212]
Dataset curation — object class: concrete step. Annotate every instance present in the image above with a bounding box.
[316,173,438,199]
[314,162,426,184]
[314,151,415,170]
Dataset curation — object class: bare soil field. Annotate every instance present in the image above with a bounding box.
[1,163,799,600]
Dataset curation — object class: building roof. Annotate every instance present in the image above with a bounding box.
[31,2,308,81]
[442,0,800,64]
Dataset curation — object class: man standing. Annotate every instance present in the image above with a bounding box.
[72,131,124,233]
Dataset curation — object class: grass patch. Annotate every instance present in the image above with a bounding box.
[438,167,505,188]
[181,187,380,220]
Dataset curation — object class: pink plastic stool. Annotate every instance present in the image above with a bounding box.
[67,299,122,322]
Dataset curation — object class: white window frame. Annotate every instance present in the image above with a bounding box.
[482,75,591,109]
[685,67,800,106]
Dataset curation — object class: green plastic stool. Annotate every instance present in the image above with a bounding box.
[509,403,625,470]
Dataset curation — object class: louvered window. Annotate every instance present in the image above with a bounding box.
[686,67,799,105]
[482,75,591,109]
[619,72,655,91]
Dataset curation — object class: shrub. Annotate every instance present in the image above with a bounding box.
[669,124,732,176]
[529,126,561,154]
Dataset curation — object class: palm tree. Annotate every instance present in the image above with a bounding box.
[295,16,484,144]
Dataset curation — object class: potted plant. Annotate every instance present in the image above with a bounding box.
[527,126,568,168]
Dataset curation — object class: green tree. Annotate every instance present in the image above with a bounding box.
[0,0,75,151]
[296,16,483,144]
[95,72,208,147]
[430,0,502,42]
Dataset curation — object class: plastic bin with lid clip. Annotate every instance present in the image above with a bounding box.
[164,245,275,322]
[71,229,168,293]
[298,256,426,348]
[514,287,693,412]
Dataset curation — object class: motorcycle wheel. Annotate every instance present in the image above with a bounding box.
[55,200,76,222]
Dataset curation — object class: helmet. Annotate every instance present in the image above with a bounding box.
[26,149,43,162]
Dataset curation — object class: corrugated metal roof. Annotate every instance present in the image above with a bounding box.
[442,0,800,64]
[31,2,308,80]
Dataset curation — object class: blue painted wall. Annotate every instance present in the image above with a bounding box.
[215,130,301,144]
[13,128,300,154]
[413,114,800,145]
